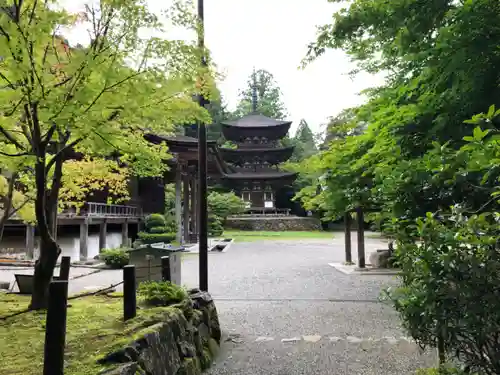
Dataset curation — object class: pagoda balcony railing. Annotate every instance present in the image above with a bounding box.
[58,202,143,218]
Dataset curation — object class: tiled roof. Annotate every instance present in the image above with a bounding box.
[222,114,292,128]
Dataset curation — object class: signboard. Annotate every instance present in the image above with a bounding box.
[264,201,274,208]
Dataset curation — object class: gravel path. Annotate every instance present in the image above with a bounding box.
[180,233,436,374]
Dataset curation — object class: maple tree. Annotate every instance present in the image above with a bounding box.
[0,0,214,308]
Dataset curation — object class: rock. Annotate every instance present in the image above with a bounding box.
[177,358,202,375]
[190,291,213,308]
[94,292,220,375]
[369,250,392,268]
[139,324,182,375]
[199,348,212,371]
[207,338,219,357]
[207,304,221,344]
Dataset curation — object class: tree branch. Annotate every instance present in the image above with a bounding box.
[9,196,32,217]
[45,137,83,173]
[83,72,142,114]
[3,98,23,117]
[0,150,31,157]
[0,171,18,240]
[0,125,25,149]
[0,71,15,89]
[41,124,57,147]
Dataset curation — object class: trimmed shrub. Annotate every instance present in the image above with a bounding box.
[100,247,129,269]
[137,232,176,244]
[144,213,166,230]
[136,213,177,245]
[138,281,188,306]
[148,226,170,234]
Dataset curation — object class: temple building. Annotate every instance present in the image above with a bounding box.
[219,87,298,213]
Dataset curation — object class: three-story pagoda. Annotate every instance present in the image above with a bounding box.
[219,86,297,212]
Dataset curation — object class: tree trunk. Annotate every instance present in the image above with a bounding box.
[30,157,61,310]
[0,172,18,242]
[46,155,63,238]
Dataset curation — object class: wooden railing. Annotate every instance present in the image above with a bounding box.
[59,202,142,218]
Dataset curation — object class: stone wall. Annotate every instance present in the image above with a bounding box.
[225,216,322,231]
[99,290,220,375]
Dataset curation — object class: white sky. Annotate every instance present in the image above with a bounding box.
[62,0,386,135]
[204,0,386,134]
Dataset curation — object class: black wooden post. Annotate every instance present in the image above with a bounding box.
[43,280,69,375]
[356,207,365,268]
[123,265,136,321]
[161,256,171,282]
[344,212,352,264]
[197,0,208,292]
[59,256,71,281]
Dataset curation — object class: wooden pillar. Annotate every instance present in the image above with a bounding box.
[344,212,352,264]
[79,220,89,260]
[26,224,35,260]
[356,207,365,268]
[190,176,196,241]
[122,219,129,247]
[194,179,199,236]
[182,171,190,243]
[99,220,107,251]
[175,165,182,244]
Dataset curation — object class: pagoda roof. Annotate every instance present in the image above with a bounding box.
[220,171,298,181]
[144,133,217,148]
[219,145,294,155]
[222,114,292,128]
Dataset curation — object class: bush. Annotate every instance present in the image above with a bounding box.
[416,366,472,375]
[100,247,129,269]
[138,281,188,306]
[387,208,500,374]
[136,213,177,245]
[207,191,245,221]
[137,232,176,244]
[144,213,166,230]
[163,214,177,233]
[208,214,223,237]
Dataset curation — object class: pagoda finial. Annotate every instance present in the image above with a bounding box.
[251,67,258,113]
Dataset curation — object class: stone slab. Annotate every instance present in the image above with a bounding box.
[328,262,400,276]
[226,216,321,231]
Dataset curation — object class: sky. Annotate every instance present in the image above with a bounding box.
[62,0,386,135]
[203,0,386,134]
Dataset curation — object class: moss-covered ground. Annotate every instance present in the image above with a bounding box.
[0,292,177,375]
[222,230,334,242]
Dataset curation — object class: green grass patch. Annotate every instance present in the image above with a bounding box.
[221,230,334,242]
[0,292,181,375]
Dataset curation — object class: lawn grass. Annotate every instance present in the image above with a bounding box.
[0,292,178,375]
[221,230,335,242]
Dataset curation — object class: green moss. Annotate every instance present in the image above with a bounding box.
[0,293,182,375]
[199,348,213,371]
[177,358,202,375]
